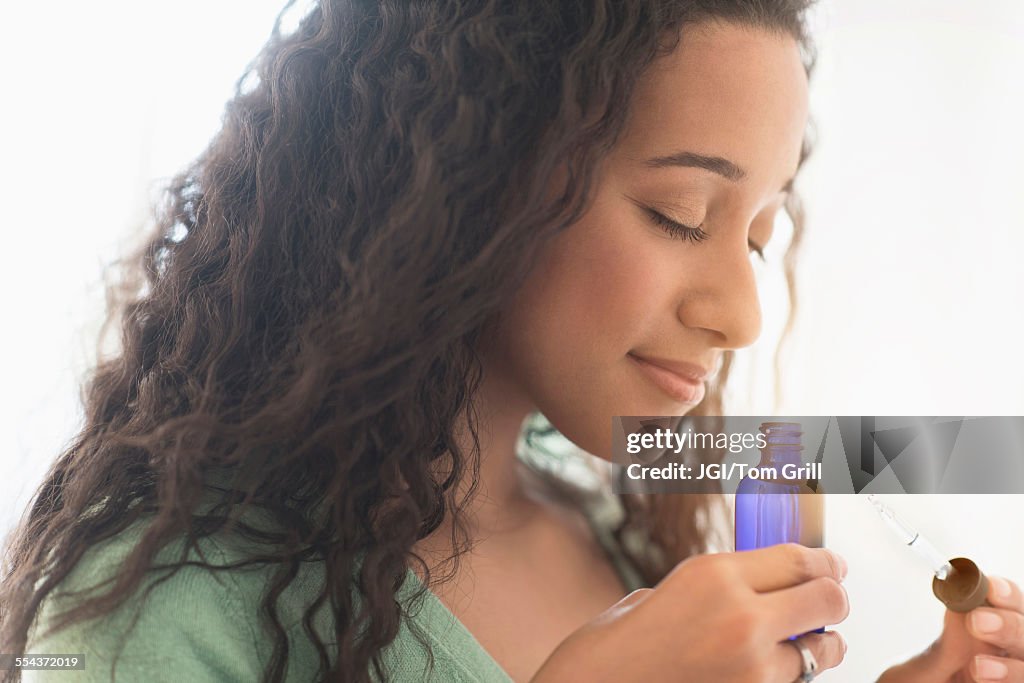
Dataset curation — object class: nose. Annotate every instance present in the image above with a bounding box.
[675,235,762,350]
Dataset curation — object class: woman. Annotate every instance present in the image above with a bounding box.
[2,1,1022,681]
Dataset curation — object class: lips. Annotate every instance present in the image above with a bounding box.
[627,352,709,405]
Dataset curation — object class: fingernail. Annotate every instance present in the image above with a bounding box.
[972,610,1003,633]
[974,655,1008,680]
[990,577,1011,600]
[833,551,848,579]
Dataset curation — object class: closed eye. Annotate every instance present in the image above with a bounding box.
[646,208,766,261]
[645,208,708,244]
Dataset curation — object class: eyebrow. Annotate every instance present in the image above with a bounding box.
[643,150,795,194]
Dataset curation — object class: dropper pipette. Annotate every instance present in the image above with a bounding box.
[866,494,953,580]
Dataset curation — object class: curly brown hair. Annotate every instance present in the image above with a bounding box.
[0,1,817,681]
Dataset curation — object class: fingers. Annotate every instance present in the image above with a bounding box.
[774,631,846,681]
[970,576,1024,661]
[989,576,1024,614]
[733,543,848,592]
[761,575,851,640]
[968,606,1024,659]
[971,655,1024,682]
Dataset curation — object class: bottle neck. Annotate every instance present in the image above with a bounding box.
[758,446,803,466]
[758,422,804,467]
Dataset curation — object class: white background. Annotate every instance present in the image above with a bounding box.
[1,1,1021,680]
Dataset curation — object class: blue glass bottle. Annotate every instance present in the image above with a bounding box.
[735,422,825,637]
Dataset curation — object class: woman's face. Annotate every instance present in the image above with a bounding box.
[484,20,810,460]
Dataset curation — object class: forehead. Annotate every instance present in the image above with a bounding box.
[614,20,810,185]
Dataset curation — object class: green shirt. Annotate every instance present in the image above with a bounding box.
[26,484,646,682]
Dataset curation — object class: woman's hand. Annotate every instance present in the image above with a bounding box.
[877,576,1024,683]
[531,543,850,682]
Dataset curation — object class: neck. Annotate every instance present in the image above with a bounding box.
[416,355,544,564]
[451,360,537,533]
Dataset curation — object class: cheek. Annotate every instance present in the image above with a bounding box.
[510,201,662,367]
[490,197,685,458]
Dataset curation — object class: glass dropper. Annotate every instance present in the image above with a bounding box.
[866,494,954,581]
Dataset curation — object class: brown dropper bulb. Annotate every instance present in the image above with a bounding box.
[932,557,992,612]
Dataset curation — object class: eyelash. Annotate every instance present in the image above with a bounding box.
[645,208,766,262]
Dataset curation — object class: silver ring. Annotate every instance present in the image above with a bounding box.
[788,637,818,682]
